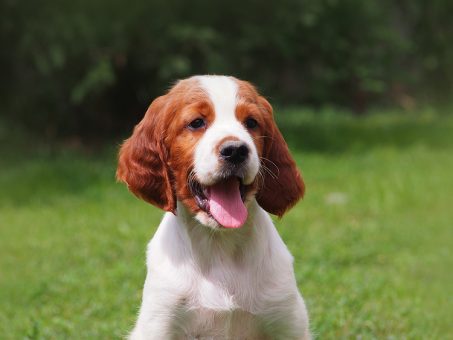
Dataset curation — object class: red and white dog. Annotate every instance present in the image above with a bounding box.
[117,75,310,339]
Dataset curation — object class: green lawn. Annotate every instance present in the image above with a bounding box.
[0,109,452,339]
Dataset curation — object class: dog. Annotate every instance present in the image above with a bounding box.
[117,75,310,339]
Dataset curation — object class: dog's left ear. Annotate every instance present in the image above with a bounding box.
[256,97,305,217]
[116,95,176,213]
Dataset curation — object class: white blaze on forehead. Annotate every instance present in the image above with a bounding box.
[194,75,260,186]
[197,75,238,119]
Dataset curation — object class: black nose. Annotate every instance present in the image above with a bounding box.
[219,141,249,164]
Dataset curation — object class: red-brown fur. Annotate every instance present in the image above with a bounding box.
[236,80,305,217]
[117,78,212,213]
[117,77,304,218]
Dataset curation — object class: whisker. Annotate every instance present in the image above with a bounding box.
[187,168,197,188]
[256,168,266,191]
[260,156,280,179]
[259,161,278,180]
[254,135,272,141]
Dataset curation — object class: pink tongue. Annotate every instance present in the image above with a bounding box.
[208,178,248,228]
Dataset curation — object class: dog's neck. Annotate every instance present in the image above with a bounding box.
[171,200,264,271]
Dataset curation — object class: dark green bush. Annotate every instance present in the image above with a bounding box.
[1,0,452,138]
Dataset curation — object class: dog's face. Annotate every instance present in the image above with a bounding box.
[117,76,304,229]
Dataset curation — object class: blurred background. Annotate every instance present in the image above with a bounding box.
[0,0,452,338]
[1,0,452,140]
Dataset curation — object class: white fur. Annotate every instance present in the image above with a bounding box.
[130,202,310,339]
[129,76,310,339]
[194,76,260,186]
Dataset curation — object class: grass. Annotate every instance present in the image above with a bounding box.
[0,109,452,339]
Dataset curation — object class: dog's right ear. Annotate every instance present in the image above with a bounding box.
[256,96,305,217]
[117,95,176,212]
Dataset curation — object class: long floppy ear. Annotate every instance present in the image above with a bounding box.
[116,95,176,212]
[256,97,305,217]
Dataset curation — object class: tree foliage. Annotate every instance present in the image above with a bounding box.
[1,0,452,137]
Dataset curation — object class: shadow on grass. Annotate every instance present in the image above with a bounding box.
[276,109,453,153]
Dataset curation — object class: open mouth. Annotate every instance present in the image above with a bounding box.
[189,177,248,228]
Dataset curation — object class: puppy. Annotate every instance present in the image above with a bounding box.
[117,75,310,339]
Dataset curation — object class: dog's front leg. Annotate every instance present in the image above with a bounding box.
[129,285,188,340]
[286,295,311,340]
[258,293,311,340]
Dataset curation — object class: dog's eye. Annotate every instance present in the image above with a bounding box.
[188,118,206,130]
[245,117,258,129]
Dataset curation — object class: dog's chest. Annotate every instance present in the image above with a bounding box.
[180,307,268,339]
[177,266,269,338]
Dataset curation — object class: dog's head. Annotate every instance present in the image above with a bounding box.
[117,76,304,229]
